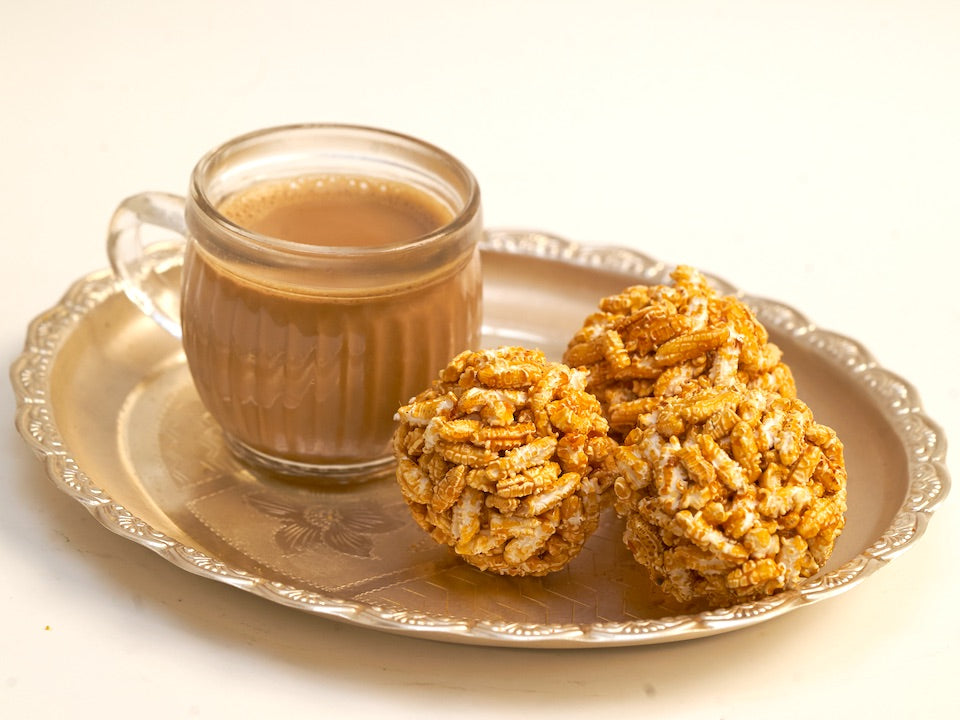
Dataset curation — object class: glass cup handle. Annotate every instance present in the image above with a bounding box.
[107,192,188,339]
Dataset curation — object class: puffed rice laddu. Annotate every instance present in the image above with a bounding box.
[563,266,796,438]
[393,347,619,577]
[612,379,847,607]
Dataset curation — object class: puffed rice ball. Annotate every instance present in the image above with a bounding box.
[393,347,618,576]
[564,266,796,439]
[612,380,847,607]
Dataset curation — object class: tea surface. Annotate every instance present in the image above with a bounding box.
[217,174,452,247]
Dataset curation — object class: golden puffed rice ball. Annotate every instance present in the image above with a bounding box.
[564,266,796,439]
[612,380,847,607]
[393,347,618,576]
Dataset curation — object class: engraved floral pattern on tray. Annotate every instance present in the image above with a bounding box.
[10,231,951,647]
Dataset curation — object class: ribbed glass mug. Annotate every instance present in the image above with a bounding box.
[108,124,483,481]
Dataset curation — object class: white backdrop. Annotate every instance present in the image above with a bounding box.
[2,2,957,718]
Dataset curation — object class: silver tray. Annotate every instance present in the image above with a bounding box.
[10,229,950,648]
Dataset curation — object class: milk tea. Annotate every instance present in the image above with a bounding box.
[180,174,482,469]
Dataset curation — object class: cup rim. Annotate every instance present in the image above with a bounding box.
[188,123,481,259]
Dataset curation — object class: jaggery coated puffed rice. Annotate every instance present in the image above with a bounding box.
[612,379,847,606]
[563,266,797,438]
[393,347,618,576]
[561,264,847,606]
[392,264,848,606]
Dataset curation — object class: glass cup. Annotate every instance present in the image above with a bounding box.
[108,124,483,481]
